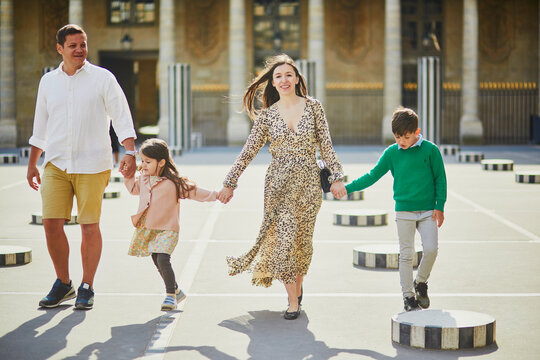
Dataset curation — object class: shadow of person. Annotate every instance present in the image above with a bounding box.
[218,310,397,360]
[0,306,85,360]
[62,315,163,360]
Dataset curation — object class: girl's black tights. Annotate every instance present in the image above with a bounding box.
[151,253,178,294]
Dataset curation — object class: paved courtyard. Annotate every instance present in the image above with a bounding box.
[1,145,539,360]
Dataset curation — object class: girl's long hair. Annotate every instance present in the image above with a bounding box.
[242,54,308,120]
[139,138,195,200]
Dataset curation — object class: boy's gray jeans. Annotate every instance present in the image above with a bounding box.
[395,210,439,299]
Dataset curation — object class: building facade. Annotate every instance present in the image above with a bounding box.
[0,0,538,147]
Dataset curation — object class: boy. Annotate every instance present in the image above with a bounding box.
[343,107,446,311]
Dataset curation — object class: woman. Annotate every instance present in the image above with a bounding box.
[217,54,346,320]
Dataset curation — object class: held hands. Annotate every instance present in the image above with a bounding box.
[432,209,444,227]
[330,181,347,199]
[119,155,137,178]
[217,187,234,204]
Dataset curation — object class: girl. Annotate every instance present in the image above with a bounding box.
[217,54,346,320]
[124,138,217,311]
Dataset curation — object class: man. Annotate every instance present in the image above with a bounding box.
[26,24,137,310]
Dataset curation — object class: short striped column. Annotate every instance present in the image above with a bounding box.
[515,172,540,184]
[110,171,124,183]
[103,186,121,199]
[323,191,363,201]
[1,154,19,164]
[458,152,484,163]
[0,246,32,266]
[333,209,387,226]
[440,144,460,156]
[392,309,496,349]
[353,245,422,269]
[481,159,514,171]
[31,212,78,225]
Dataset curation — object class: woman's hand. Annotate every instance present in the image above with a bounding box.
[330,181,347,199]
[217,187,234,204]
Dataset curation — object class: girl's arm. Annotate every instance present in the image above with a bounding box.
[124,175,141,195]
[187,187,218,202]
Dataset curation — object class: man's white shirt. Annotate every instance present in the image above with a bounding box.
[30,61,136,174]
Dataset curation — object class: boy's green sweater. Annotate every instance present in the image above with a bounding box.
[345,140,447,212]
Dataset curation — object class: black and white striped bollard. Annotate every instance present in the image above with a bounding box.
[1,154,19,164]
[481,159,514,171]
[103,186,121,199]
[31,212,78,225]
[440,145,460,156]
[323,191,363,201]
[0,246,32,266]
[392,309,496,349]
[458,152,484,163]
[353,245,422,269]
[515,172,540,184]
[333,210,387,227]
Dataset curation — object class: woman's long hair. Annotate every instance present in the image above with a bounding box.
[242,54,308,120]
[139,138,195,200]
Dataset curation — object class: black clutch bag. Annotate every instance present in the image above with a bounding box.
[317,159,331,193]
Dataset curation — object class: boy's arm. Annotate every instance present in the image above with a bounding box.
[431,146,447,212]
[345,150,391,194]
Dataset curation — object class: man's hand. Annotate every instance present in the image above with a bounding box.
[26,165,41,191]
[119,155,136,178]
[432,209,444,227]
[217,187,234,204]
[330,181,347,199]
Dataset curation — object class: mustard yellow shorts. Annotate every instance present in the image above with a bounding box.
[41,163,111,224]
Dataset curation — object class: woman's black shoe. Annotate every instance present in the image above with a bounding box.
[284,307,301,320]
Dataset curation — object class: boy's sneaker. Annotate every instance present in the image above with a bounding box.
[414,280,430,309]
[403,296,421,312]
[175,288,186,304]
[75,283,94,310]
[39,279,76,308]
[161,295,177,311]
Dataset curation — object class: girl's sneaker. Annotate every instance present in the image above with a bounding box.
[175,288,186,304]
[161,295,177,311]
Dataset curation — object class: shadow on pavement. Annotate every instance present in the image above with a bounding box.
[0,306,85,360]
[62,315,162,360]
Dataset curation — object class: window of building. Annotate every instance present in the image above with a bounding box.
[109,0,155,25]
[401,0,444,108]
[253,0,301,74]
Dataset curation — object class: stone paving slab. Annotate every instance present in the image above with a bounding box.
[0,145,539,360]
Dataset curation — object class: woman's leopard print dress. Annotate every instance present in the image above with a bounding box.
[224,97,344,287]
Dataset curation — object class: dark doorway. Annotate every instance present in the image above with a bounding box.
[99,51,158,133]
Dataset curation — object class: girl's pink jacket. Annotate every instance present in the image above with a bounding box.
[125,175,217,232]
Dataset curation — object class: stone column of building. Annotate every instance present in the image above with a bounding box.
[227,0,249,145]
[382,0,402,144]
[0,0,17,147]
[69,0,83,26]
[308,0,325,105]
[157,0,175,140]
[460,0,483,144]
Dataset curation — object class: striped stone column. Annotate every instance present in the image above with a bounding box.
[227,0,249,145]
[460,0,483,144]
[157,0,175,140]
[382,0,402,144]
[0,0,16,147]
[69,0,83,26]
[308,0,325,105]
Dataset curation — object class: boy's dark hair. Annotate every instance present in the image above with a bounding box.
[56,24,86,46]
[391,107,418,136]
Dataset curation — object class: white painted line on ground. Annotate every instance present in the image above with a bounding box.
[1,292,540,297]
[449,189,540,243]
[142,202,223,360]
[0,180,26,192]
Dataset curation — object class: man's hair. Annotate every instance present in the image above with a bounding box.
[56,24,86,46]
[391,107,419,135]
